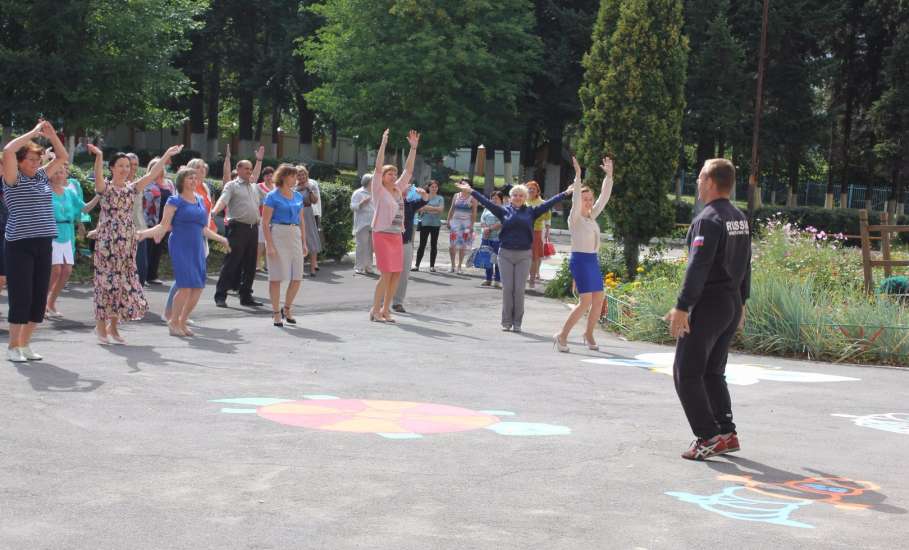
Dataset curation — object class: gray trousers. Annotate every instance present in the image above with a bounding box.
[498,247,532,329]
[393,240,414,306]
[354,227,373,271]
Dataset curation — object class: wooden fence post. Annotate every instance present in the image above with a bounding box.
[881,212,892,279]
[859,209,874,295]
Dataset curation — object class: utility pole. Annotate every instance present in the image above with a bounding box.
[747,0,770,220]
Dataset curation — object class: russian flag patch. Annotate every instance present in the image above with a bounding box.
[692,236,705,247]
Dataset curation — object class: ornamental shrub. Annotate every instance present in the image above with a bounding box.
[753,206,909,245]
[318,180,353,261]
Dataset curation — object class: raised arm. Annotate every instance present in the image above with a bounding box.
[222,144,232,186]
[133,145,183,193]
[251,145,265,184]
[86,144,107,194]
[40,121,69,177]
[372,129,389,197]
[532,188,572,219]
[2,121,44,184]
[82,194,100,213]
[569,156,583,222]
[592,157,614,219]
[457,182,506,220]
[396,130,420,192]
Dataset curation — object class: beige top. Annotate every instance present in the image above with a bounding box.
[567,176,611,253]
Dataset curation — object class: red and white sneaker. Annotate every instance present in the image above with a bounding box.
[719,432,740,454]
[681,435,728,461]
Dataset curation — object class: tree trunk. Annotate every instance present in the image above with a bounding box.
[254,102,265,144]
[189,66,206,154]
[623,236,640,281]
[330,123,339,165]
[484,147,496,195]
[206,61,221,161]
[503,148,513,187]
[824,117,837,208]
[521,125,536,182]
[468,143,479,183]
[297,92,315,160]
[695,132,714,172]
[544,122,563,197]
[787,147,799,207]
[238,91,255,157]
[270,101,281,158]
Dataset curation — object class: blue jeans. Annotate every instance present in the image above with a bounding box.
[482,239,500,282]
[135,240,148,285]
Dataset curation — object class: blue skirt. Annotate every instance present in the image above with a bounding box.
[569,252,603,294]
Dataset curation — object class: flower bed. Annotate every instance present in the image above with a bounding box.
[547,218,909,366]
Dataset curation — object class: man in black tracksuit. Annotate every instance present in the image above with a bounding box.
[666,158,752,461]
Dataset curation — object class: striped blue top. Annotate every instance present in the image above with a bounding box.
[1,168,57,241]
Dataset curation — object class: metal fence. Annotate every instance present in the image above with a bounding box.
[675,173,892,211]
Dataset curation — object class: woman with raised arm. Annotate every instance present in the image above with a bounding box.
[455,179,572,333]
[89,143,183,345]
[1,121,69,362]
[46,162,94,317]
[262,164,308,327]
[554,157,614,352]
[369,129,420,323]
[140,167,229,337]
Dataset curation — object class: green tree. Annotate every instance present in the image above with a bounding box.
[299,0,541,156]
[871,5,909,214]
[683,0,747,171]
[0,0,206,134]
[579,0,688,275]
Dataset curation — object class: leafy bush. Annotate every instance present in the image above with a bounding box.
[602,219,909,365]
[673,199,694,224]
[170,149,203,171]
[754,206,909,245]
[319,179,353,261]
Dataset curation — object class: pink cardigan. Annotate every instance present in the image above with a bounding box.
[370,168,412,231]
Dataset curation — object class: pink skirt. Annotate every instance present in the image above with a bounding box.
[373,232,403,273]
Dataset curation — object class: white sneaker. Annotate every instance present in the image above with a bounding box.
[7,348,27,363]
[20,346,43,361]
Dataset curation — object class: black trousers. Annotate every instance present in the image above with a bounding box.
[415,225,440,268]
[673,292,742,440]
[146,237,167,281]
[5,237,52,324]
[215,222,258,301]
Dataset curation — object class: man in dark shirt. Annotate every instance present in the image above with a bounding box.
[665,158,752,461]
[392,185,429,313]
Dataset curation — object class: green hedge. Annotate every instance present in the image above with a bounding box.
[753,206,909,245]
[319,180,353,261]
[673,199,693,224]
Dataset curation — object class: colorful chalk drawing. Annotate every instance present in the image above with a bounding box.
[583,352,860,386]
[832,413,909,435]
[210,396,570,440]
[666,461,900,529]
[666,486,814,528]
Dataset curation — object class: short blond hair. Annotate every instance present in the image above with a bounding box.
[510,184,529,198]
[382,164,398,177]
[703,158,736,192]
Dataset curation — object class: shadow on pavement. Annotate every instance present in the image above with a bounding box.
[100,344,208,373]
[186,327,246,354]
[275,324,343,342]
[15,362,104,393]
[392,321,481,341]
[401,311,472,328]
[708,456,907,514]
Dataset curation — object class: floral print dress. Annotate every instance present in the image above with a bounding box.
[93,183,148,321]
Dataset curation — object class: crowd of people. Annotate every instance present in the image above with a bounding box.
[2,121,752,461]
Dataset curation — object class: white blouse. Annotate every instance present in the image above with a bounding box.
[568,176,611,253]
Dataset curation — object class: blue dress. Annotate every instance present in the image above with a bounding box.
[167,194,208,288]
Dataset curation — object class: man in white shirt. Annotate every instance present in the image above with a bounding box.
[350,174,375,274]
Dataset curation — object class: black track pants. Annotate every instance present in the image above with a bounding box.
[673,292,742,439]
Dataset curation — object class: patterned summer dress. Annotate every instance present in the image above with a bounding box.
[93,183,148,321]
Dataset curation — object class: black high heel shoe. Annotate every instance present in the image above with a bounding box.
[282,307,297,325]
[273,311,284,327]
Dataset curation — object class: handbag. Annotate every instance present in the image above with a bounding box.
[543,240,556,258]
[471,245,495,269]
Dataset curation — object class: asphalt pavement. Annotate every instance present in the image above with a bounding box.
[1,244,907,549]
